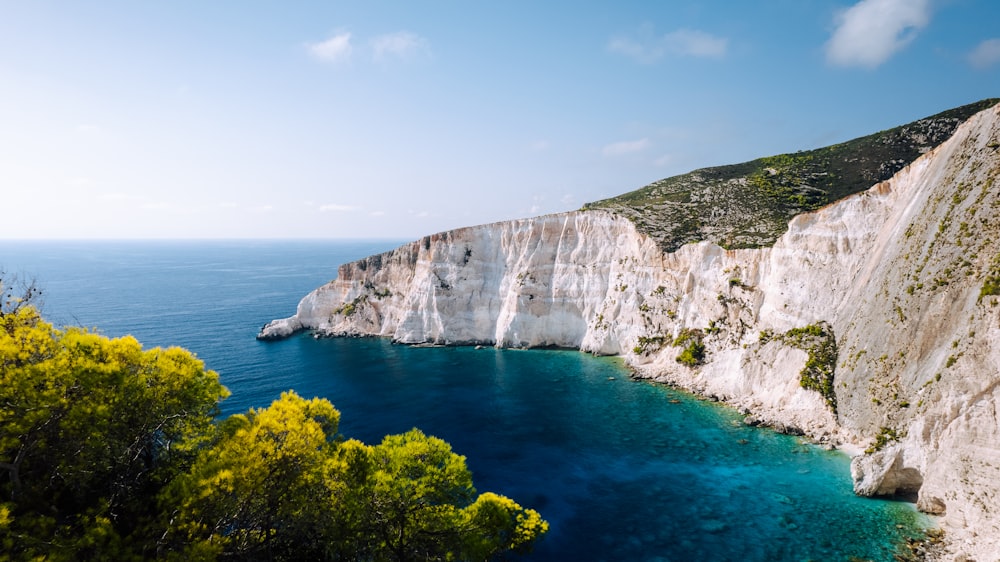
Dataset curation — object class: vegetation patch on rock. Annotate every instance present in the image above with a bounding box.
[764,322,839,413]
[672,328,706,367]
[979,253,1000,302]
[865,426,901,454]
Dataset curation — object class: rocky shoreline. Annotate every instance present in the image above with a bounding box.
[260,103,1000,559]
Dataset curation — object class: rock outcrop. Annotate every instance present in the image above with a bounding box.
[260,102,1000,558]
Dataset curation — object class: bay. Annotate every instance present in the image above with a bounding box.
[0,240,928,561]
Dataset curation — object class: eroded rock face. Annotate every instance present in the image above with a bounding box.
[262,211,665,353]
[260,104,1000,558]
[851,444,924,497]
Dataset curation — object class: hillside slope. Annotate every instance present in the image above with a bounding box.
[584,99,998,251]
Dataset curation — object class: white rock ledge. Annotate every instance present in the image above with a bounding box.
[257,316,302,340]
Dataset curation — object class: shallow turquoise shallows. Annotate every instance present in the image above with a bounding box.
[0,240,928,561]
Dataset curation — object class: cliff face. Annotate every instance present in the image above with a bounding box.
[260,103,1000,557]
[260,211,665,353]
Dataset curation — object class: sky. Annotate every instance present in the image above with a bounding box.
[1,0,998,240]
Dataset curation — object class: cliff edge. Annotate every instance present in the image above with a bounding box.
[260,101,1000,558]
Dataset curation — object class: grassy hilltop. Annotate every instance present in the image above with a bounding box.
[583,99,1000,252]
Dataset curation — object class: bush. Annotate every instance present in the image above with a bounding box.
[865,427,899,454]
[676,339,706,367]
[980,276,1000,301]
[671,329,706,367]
[0,307,548,561]
[780,323,838,413]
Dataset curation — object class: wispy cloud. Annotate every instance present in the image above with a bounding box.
[968,38,1000,69]
[308,30,430,64]
[603,138,649,156]
[825,0,931,68]
[308,32,353,63]
[528,140,550,152]
[371,31,430,61]
[319,203,359,212]
[608,26,727,63]
[663,29,728,58]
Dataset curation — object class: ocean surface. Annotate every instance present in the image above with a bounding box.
[0,240,928,561]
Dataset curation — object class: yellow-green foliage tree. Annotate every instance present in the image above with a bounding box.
[0,305,229,560]
[163,394,548,561]
[0,303,547,561]
[162,392,350,560]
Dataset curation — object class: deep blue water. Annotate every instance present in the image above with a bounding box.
[0,240,928,561]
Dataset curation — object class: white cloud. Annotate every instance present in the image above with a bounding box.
[608,27,727,63]
[369,210,386,217]
[968,38,1000,69]
[603,138,649,156]
[825,0,931,68]
[371,31,429,61]
[319,203,358,212]
[663,29,728,58]
[308,32,353,63]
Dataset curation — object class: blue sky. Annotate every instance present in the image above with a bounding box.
[1,0,998,239]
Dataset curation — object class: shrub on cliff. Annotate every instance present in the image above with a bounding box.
[781,323,839,412]
[673,328,706,367]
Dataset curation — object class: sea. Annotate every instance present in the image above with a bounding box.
[0,239,929,561]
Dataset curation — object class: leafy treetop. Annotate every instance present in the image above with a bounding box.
[0,303,548,561]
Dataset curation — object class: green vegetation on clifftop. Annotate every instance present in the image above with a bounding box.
[583,99,1000,252]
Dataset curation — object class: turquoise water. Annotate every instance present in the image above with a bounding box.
[0,240,927,561]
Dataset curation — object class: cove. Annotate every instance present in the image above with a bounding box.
[0,240,929,561]
[251,335,928,561]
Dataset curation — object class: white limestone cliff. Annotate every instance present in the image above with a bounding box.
[260,104,1000,558]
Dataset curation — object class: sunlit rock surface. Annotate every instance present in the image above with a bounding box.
[261,103,1000,558]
